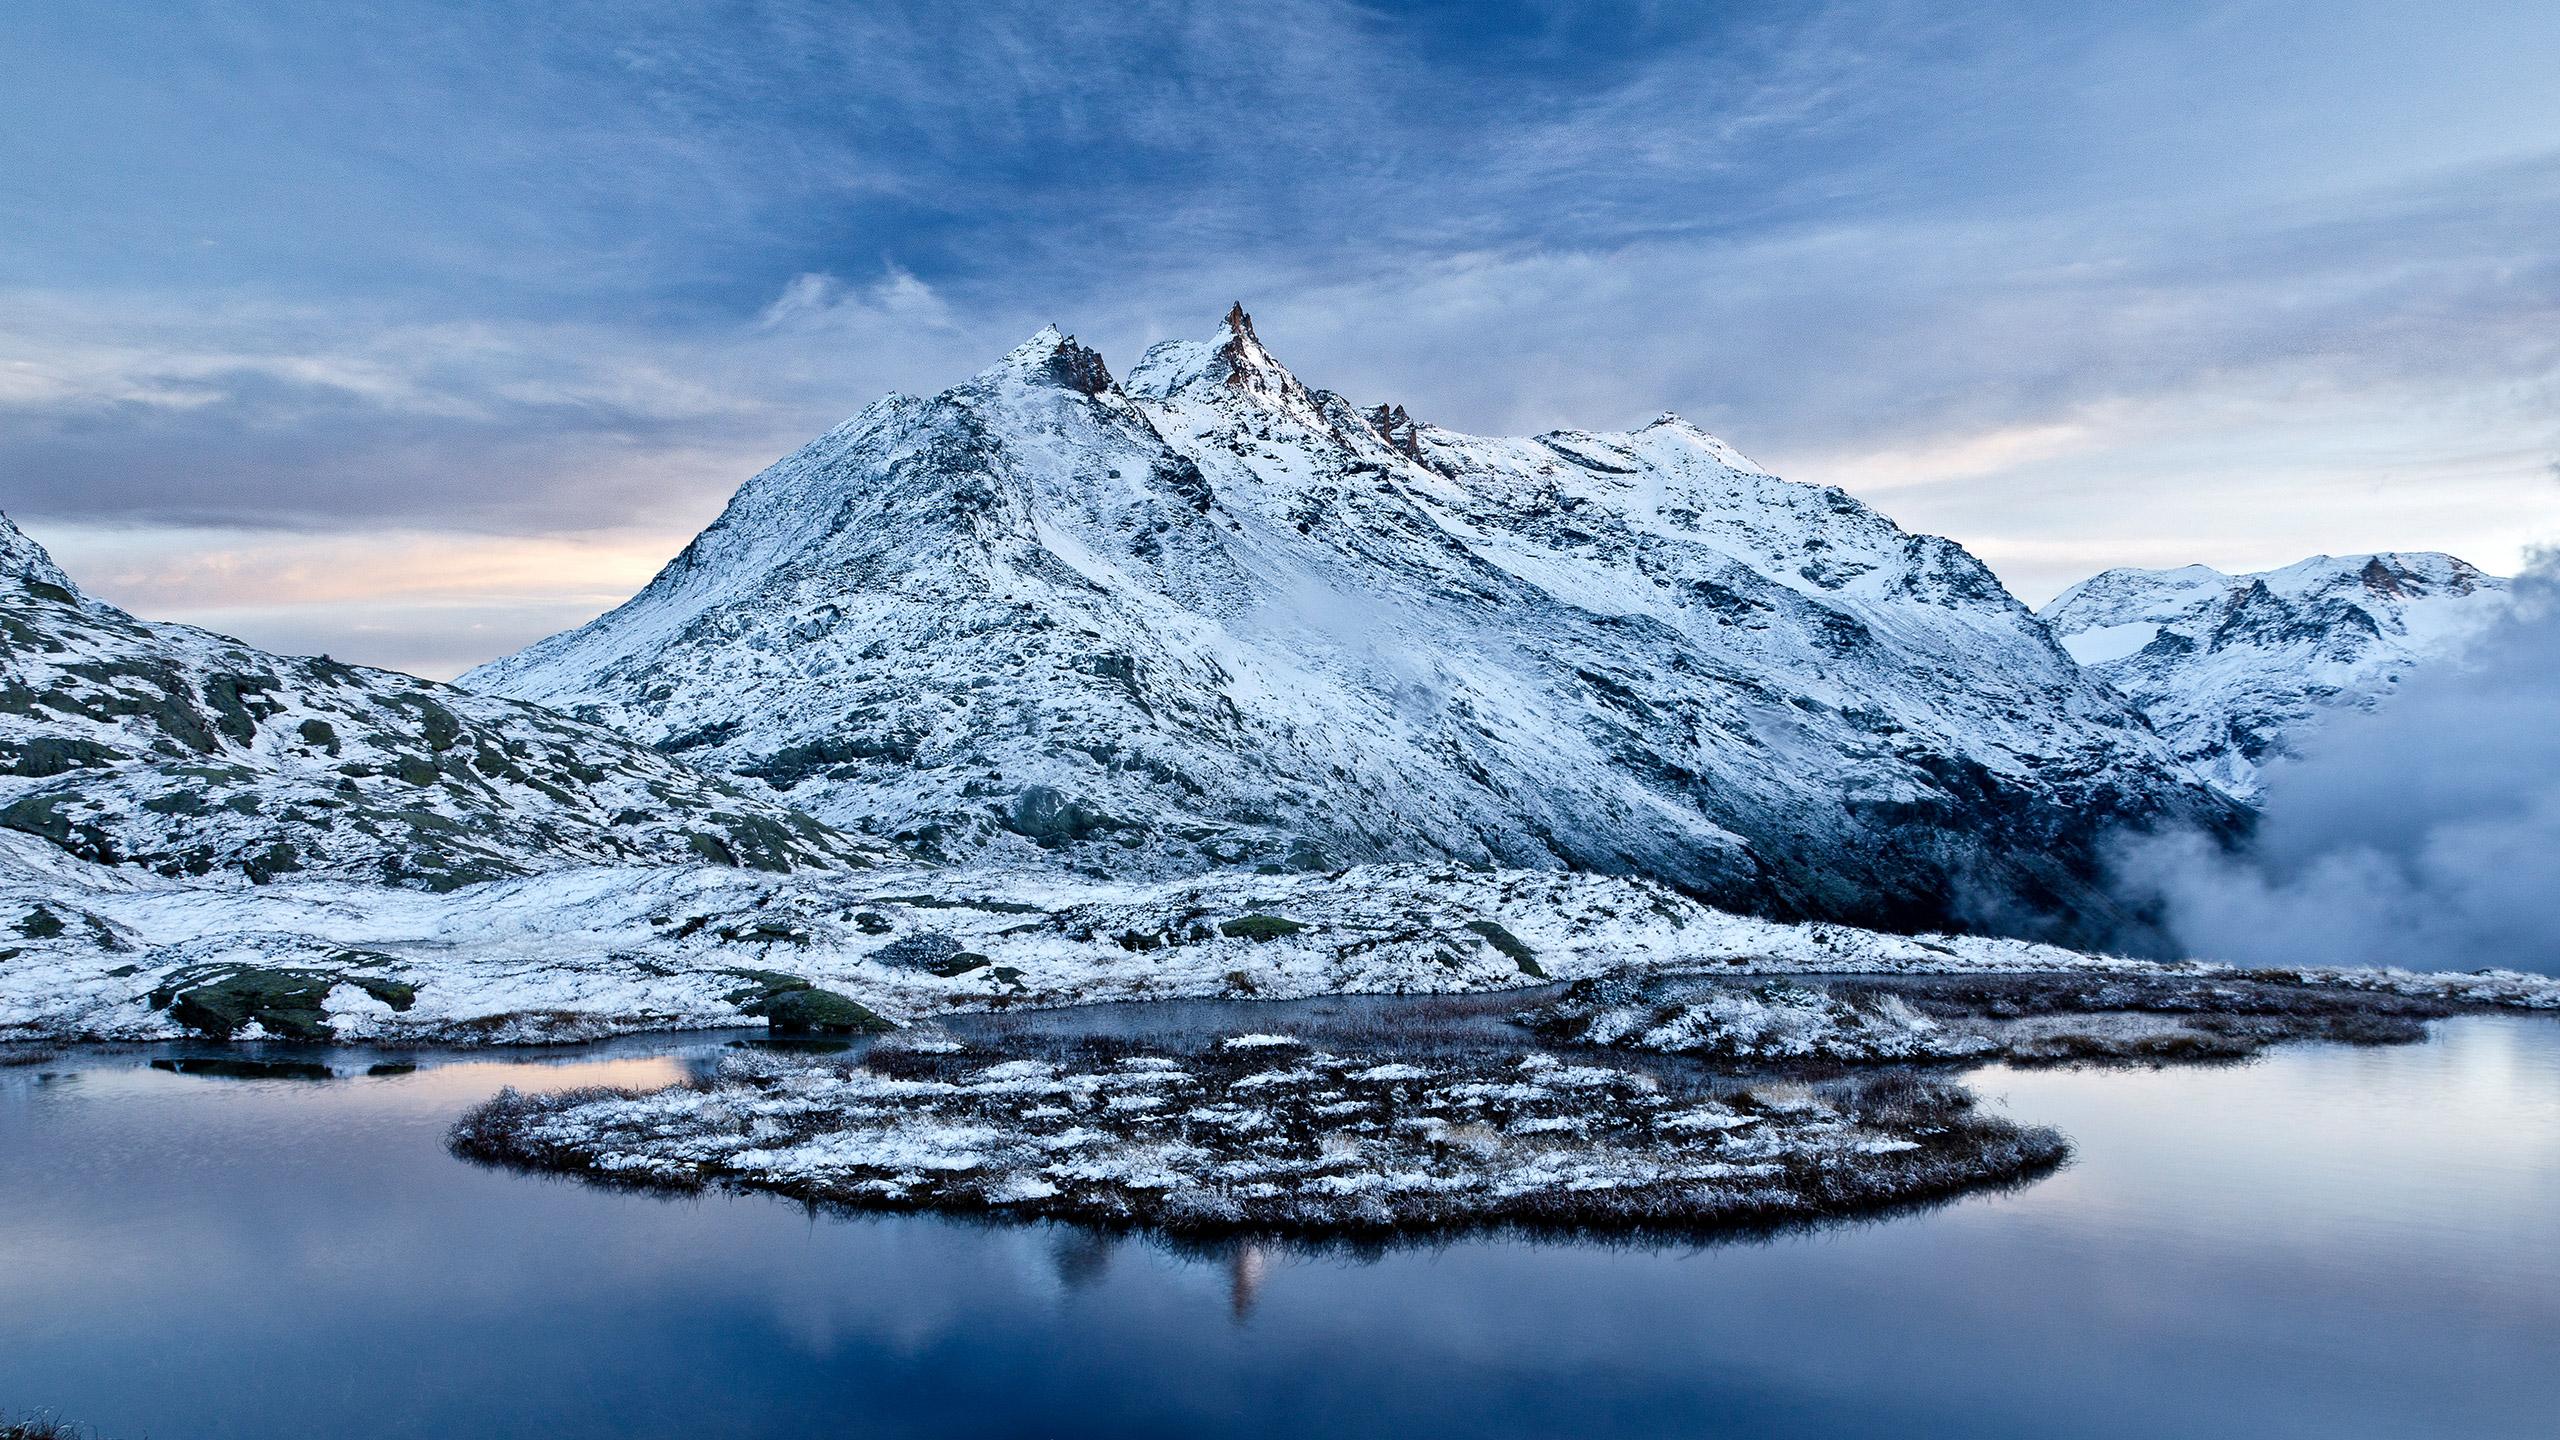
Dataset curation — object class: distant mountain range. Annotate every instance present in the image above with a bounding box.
[2040,552,2508,799]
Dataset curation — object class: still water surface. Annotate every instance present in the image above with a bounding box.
[3,1013,2555,1439]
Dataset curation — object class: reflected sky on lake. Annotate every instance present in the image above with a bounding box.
[3,1016,2555,1439]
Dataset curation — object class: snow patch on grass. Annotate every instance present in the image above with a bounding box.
[452,1030,2067,1235]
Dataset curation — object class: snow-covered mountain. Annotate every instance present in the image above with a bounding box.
[0,511,872,890]
[468,307,2235,943]
[2039,552,2510,798]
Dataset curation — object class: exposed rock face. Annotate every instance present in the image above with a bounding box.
[2040,552,2510,799]
[466,309,2238,944]
[0,511,872,890]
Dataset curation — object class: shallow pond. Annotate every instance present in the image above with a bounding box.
[3,1009,2555,1439]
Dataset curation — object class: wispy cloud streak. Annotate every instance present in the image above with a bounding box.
[1,1,2555,663]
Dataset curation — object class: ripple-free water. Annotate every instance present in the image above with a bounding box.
[3,1014,2554,1439]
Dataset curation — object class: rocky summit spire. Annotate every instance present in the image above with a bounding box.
[1364,402,1428,464]
[1212,303,1319,414]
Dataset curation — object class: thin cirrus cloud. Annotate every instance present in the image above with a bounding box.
[2,0,2556,673]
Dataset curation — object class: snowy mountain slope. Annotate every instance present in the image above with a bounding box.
[2039,553,2510,798]
[0,515,76,594]
[0,511,874,890]
[468,309,2237,943]
[9,826,2548,1047]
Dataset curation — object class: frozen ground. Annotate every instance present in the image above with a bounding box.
[1522,972,2485,1065]
[448,959,2547,1236]
[6,829,2552,1050]
[451,1023,2067,1235]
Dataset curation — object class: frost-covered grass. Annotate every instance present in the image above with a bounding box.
[1,1414,95,1440]
[444,963,2510,1240]
[1528,977,1993,1062]
[451,1027,2067,1235]
[1525,972,2463,1067]
[6,829,2553,1048]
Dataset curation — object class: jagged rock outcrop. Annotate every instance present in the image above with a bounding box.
[0,512,873,889]
[468,309,2239,943]
[2040,552,2510,798]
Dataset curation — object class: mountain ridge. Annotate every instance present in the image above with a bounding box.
[0,510,875,890]
[2039,551,2509,798]
[466,307,2239,945]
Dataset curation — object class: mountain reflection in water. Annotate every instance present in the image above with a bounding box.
[1,1013,2553,1440]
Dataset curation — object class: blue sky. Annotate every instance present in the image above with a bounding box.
[4,0,2556,675]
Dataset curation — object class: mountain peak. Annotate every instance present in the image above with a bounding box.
[993,325,1117,396]
[1194,304,1332,426]
[473,307,2239,945]
[1123,304,1322,418]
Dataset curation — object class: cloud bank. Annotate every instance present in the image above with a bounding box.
[2123,555,2560,975]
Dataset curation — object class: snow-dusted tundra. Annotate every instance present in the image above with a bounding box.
[6,828,2550,1047]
